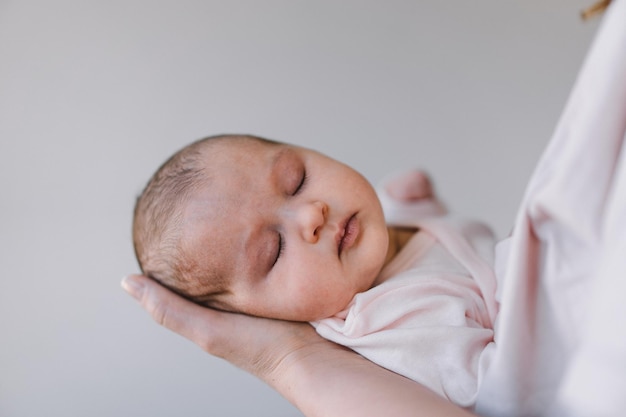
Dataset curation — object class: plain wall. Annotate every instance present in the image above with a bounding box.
[0,1,599,416]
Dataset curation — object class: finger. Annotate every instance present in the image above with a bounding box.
[121,275,327,377]
[122,274,224,352]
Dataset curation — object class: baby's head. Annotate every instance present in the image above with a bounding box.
[133,134,389,321]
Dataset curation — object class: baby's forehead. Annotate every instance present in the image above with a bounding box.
[195,139,295,197]
[200,135,281,164]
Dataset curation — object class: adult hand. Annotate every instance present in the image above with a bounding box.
[121,274,322,379]
[122,274,476,417]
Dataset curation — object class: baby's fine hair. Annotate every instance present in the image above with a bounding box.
[132,133,272,298]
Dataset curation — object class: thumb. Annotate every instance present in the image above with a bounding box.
[121,274,224,352]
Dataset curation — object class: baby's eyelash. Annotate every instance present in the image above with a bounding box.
[293,169,308,195]
[273,233,285,267]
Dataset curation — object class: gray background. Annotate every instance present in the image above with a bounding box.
[0,1,600,416]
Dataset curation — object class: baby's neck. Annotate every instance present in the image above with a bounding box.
[383,226,417,268]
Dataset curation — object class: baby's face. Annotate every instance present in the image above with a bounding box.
[182,139,389,321]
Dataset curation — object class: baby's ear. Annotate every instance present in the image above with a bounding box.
[384,170,434,202]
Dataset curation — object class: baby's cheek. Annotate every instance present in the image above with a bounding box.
[296,279,345,320]
[277,277,323,320]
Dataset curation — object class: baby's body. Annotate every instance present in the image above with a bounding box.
[133,134,497,407]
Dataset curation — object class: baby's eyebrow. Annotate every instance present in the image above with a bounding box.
[271,146,293,164]
[270,147,297,177]
[269,147,304,194]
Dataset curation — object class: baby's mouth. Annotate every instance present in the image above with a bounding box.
[337,213,359,256]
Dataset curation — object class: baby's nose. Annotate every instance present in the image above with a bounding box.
[298,201,328,243]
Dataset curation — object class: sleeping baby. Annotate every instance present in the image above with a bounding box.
[132,134,498,407]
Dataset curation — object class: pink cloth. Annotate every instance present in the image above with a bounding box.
[476,1,626,416]
[313,190,498,407]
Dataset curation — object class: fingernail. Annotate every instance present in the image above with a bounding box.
[121,275,144,301]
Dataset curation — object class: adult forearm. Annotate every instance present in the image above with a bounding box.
[268,342,476,417]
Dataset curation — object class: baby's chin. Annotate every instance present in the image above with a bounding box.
[365,250,390,288]
[293,294,360,322]
[315,281,380,321]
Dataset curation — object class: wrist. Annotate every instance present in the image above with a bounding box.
[265,336,476,417]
